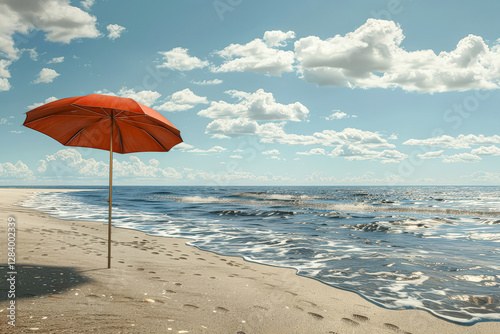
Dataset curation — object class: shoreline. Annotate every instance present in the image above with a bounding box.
[1,188,499,333]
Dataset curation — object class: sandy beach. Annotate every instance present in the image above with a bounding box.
[0,188,499,333]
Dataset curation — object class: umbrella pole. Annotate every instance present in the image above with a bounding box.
[108,118,113,268]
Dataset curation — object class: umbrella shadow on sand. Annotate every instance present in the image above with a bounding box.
[0,264,92,300]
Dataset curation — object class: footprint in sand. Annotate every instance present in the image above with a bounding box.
[193,273,202,276]
[183,304,199,309]
[352,314,369,322]
[214,306,229,313]
[137,268,145,271]
[341,318,359,327]
[149,271,156,274]
[179,257,187,260]
[118,260,125,264]
[175,283,182,286]
[197,258,206,261]
[384,323,411,333]
[152,252,160,255]
[308,312,324,320]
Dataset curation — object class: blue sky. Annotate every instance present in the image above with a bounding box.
[1,0,500,186]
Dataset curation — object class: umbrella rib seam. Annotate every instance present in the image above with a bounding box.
[65,118,107,146]
[119,118,180,137]
[114,118,124,153]
[72,104,110,117]
[130,122,169,151]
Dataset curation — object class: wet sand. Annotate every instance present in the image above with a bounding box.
[0,188,499,333]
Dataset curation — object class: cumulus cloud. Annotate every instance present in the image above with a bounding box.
[47,56,64,64]
[0,160,34,180]
[205,118,259,139]
[33,68,60,84]
[259,125,395,148]
[296,148,326,155]
[262,149,280,155]
[329,144,407,163]
[0,0,100,59]
[80,0,95,11]
[294,18,500,92]
[184,146,227,154]
[305,171,403,184]
[192,79,223,85]
[442,153,481,163]
[198,89,309,122]
[403,134,500,149]
[462,171,500,182]
[212,30,295,76]
[416,150,444,159]
[471,145,500,156]
[156,88,209,112]
[106,24,126,40]
[230,155,243,159]
[325,110,357,120]
[27,96,58,110]
[263,30,296,47]
[95,87,161,107]
[185,170,295,183]
[157,47,208,71]
[0,59,11,91]
[38,149,182,179]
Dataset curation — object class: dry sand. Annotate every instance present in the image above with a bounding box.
[0,188,499,334]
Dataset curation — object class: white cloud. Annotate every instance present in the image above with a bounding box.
[416,150,444,159]
[0,59,11,91]
[157,47,208,71]
[80,0,95,11]
[442,153,481,163]
[192,79,223,85]
[229,155,243,159]
[213,31,295,76]
[325,110,357,120]
[95,87,161,107]
[329,144,407,163]
[0,118,9,125]
[462,171,500,183]
[172,143,194,151]
[185,146,227,154]
[294,18,500,93]
[0,0,100,59]
[155,88,209,112]
[47,56,64,64]
[263,30,296,47]
[33,68,60,84]
[403,134,500,149]
[296,148,326,155]
[258,125,395,148]
[471,145,500,156]
[205,118,259,138]
[27,96,58,110]
[305,171,403,184]
[262,149,280,155]
[0,160,34,180]
[114,157,182,179]
[185,170,295,183]
[38,149,182,179]
[106,24,126,40]
[198,89,309,122]
[24,48,38,61]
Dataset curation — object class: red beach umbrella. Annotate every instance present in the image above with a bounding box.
[23,94,183,268]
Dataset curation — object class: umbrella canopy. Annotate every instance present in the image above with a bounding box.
[24,94,183,268]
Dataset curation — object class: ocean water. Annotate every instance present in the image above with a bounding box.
[19,186,500,324]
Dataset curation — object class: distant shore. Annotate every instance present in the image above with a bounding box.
[1,188,499,333]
